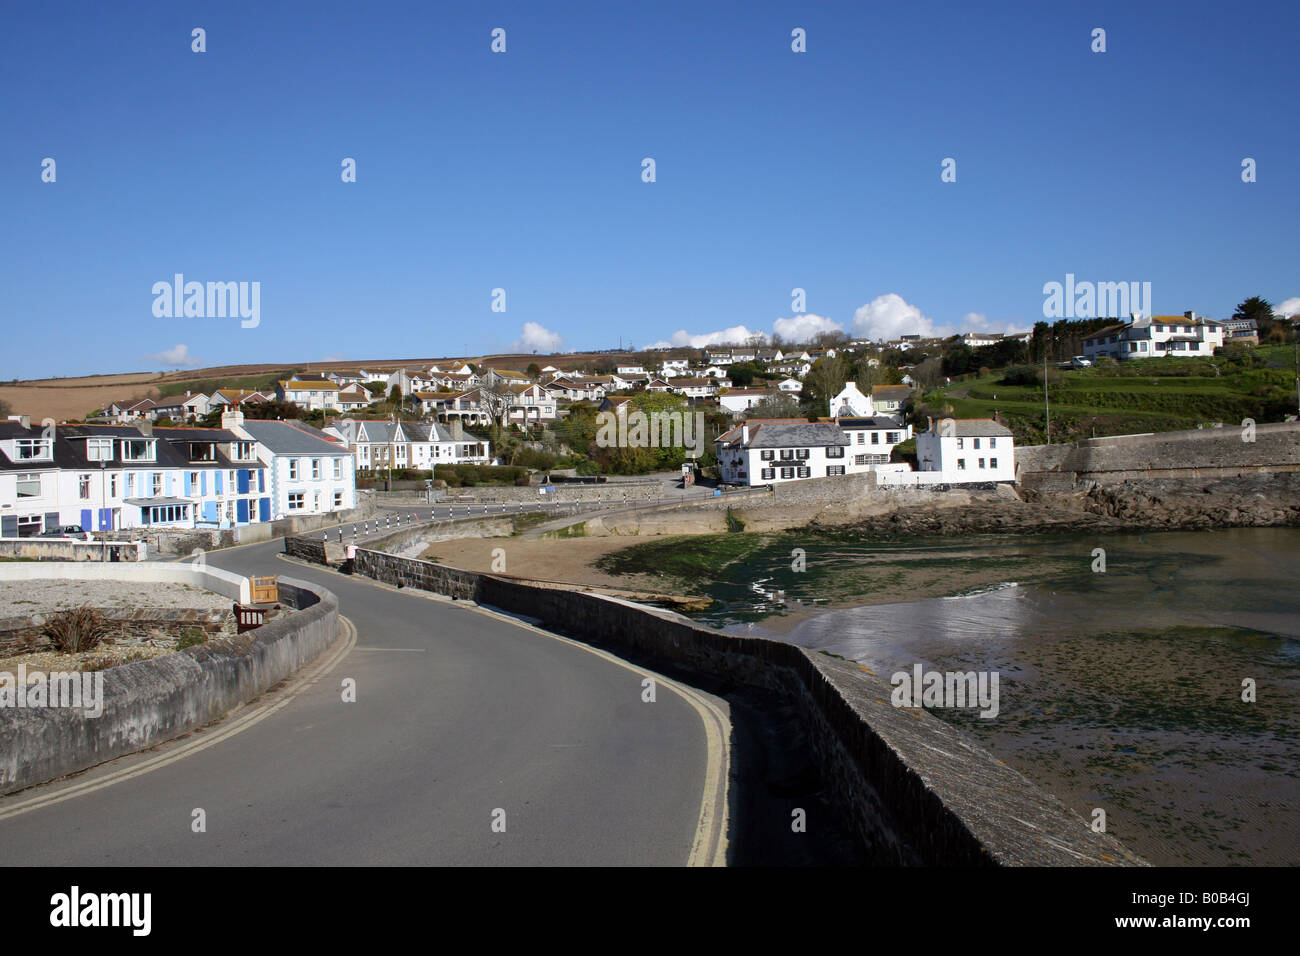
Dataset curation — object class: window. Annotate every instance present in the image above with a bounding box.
[16,473,40,498]
[973,438,981,449]
[856,433,865,444]
[989,458,998,469]
[288,492,305,510]
[795,449,809,460]
[979,458,986,469]
[827,446,844,458]
[121,439,154,461]
[233,441,255,460]
[79,474,91,499]
[15,438,52,460]
[780,467,795,479]
[779,450,793,460]
[333,458,343,479]
[760,450,774,461]
[189,471,199,488]
[87,438,113,461]
[871,432,880,445]
[109,474,119,497]
[314,491,322,511]
[152,473,163,496]
[989,438,997,448]
[312,459,322,479]
[956,438,964,449]
[886,432,901,444]
[333,491,343,508]
[189,442,216,461]
[761,468,775,481]
[826,465,845,476]
[797,466,811,478]
[288,459,299,479]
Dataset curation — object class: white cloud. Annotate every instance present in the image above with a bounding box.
[852,294,936,340]
[772,313,843,341]
[512,322,564,353]
[1274,297,1300,318]
[652,325,768,349]
[145,344,199,367]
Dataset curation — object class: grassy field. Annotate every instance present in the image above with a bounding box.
[930,346,1299,444]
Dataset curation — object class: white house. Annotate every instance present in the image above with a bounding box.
[1082,312,1225,361]
[829,382,872,418]
[914,419,1015,482]
[871,385,912,414]
[231,414,357,518]
[718,389,781,415]
[277,379,343,411]
[776,378,802,394]
[0,418,273,534]
[835,416,911,468]
[715,420,856,486]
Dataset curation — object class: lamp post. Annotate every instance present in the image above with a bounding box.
[100,460,107,562]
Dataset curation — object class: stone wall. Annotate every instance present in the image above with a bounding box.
[0,608,235,656]
[1016,421,1300,483]
[318,539,1141,866]
[0,540,147,562]
[0,576,337,796]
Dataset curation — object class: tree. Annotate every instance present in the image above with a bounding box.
[743,393,800,419]
[526,362,541,380]
[1234,295,1283,342]
[388,384,403,404]
[0,398,11,420]
[802,354,848,415]
[727,361,761,388]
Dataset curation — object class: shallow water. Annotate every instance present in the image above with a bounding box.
[691,527,1300,865]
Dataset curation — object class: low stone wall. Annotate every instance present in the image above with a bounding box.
[1016,421,1300,482]
[0,607,235,656]
[0,576,337,796]
[316,539,1140,866]
[0,539,147,562]
[434,481,664,504]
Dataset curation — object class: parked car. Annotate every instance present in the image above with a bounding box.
[1070,355,1093,368]
[40,525,92,540]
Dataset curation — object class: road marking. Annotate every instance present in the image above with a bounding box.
[441,600,731,867]
[285,554,732,864]
[0,617,357,822]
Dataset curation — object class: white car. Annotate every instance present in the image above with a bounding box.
[1070,356,1093,368]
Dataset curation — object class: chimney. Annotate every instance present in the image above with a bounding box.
[19,414,30,429]
[450,418,464,439]
[1184,310,1196,321]
[137,421,153,437]
[185,389,191,397]
[927,416,934,433]
[741,423,750,445]
[221,408,245,430]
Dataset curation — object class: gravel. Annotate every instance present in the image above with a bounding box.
[0,579,232,618]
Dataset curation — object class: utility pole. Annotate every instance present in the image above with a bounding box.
[1043,348,1051,444]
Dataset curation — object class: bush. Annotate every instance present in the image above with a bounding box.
[42,605,113,653]
[176,627,208,650]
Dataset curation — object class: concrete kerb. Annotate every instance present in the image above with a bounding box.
[0,574,339,796]
[293,533,1144,866]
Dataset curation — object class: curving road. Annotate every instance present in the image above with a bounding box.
[0,537,730,865]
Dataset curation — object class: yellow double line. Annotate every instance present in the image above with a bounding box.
[0,617,357,822]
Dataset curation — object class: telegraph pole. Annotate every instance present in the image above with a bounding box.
[1043,348,1051,444]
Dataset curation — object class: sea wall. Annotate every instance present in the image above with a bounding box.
[314,538,1142,867]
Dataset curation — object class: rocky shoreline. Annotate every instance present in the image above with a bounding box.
[819,473,1300,538]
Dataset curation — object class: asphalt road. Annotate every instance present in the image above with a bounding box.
[0,538,730,865]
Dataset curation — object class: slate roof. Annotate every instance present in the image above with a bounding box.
[238,420,350,454]
[934,419,1013,437]
[716,420,849,448]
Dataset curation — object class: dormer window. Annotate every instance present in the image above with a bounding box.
[87,438,113,461]
[188,442,217,461]
[120,439,156,462]
[233,441,255,460]
[14,438,52,460]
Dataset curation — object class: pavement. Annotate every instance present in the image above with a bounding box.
[0,535,730,866]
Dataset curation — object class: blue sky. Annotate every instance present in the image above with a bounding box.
[2,0,1297,379]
